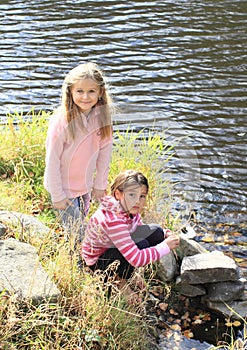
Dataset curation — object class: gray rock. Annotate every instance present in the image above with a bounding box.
[180,251,239,284]
[205,280,245,302]
[175,235,207,260]
[0,211,51,239]
[0,238,60,303]
[175,276,206,297]
[157,235,207,283]
[0,222,7,237]
[206,300,247,320]
[156,251,178,282]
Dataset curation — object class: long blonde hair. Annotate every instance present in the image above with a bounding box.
[58,62,114,139]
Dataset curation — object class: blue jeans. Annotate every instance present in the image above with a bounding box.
[58,193,90,242]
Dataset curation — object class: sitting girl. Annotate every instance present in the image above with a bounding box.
[81,170,180,303]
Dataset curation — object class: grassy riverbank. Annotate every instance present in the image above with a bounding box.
[0,110,179,349]
[0,111,245,349]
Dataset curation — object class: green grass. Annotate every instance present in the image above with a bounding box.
[0,109,51,217]
[0,110,179,349]
[1,111,245,349]
[0,111,178,227]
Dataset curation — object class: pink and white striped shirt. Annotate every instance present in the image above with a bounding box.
[81,196,170,267]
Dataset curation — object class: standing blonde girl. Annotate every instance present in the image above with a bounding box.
[44,62,114,240]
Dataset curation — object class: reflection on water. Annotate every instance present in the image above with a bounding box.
[0,0,246,225]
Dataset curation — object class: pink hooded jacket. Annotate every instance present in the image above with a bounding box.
[81,196,170,267]
[44,107,112,202]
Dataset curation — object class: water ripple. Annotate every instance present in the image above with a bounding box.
[0,0,246,223]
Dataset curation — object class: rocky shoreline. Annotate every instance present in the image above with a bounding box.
[0,211,246,349]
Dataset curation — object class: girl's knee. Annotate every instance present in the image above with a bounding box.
[155,225,165,239]
[146,225,165,246]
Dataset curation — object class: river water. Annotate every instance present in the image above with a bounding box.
[0,0,246,228]
[0,1,246,348]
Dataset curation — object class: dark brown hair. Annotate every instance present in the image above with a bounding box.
[111,170,149,197]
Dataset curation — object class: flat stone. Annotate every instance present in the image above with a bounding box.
[175,236,207,260]
[180,251,239,284]
[206,300,247,320]
[205,280,245,302]
[0,211,50,239]
[175,276,206,297]
[0,238,60,303]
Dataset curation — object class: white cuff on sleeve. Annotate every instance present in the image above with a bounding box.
[155,241,170,257]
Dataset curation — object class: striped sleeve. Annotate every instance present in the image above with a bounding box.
[107,216,168,267]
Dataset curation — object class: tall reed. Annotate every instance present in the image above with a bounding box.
[0,110,179,349]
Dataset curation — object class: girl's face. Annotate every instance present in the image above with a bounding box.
[71,78,101,115]
[116,184,148,215]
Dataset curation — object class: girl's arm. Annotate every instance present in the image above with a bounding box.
[44,119,67,203]
[91,188,106,201]
[107,218,172,267]
[93,135,113,192]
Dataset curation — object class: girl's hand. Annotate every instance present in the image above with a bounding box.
[91,188,105,201]
[53,198,73,210]
[165,234,180,250]
[164,228,173,237]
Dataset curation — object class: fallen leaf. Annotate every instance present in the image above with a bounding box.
[159,302,168,312]
[181,311,190,320]
[182,321,191,328]
[202,236,214,243]
[216,223,224,228]
[171,324,181,331]
[225,320,242,327]
[156,309,161,316]
[193,319,203,324]
[149,286,163,296]
[202,313,211,321]
[237,259,247,267]
[183,329,194,338]
[231,231,242,237]
[170,309,179,315]
[224,239,235,245]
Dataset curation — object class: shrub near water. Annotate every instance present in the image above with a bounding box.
[0,111,177,349]
[0,111,177,225]
[0,110,51,216]
[109,127,176,226]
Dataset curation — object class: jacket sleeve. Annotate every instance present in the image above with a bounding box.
[44,118,67,202]
[93,133,113,191]
[106,218,170,267]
